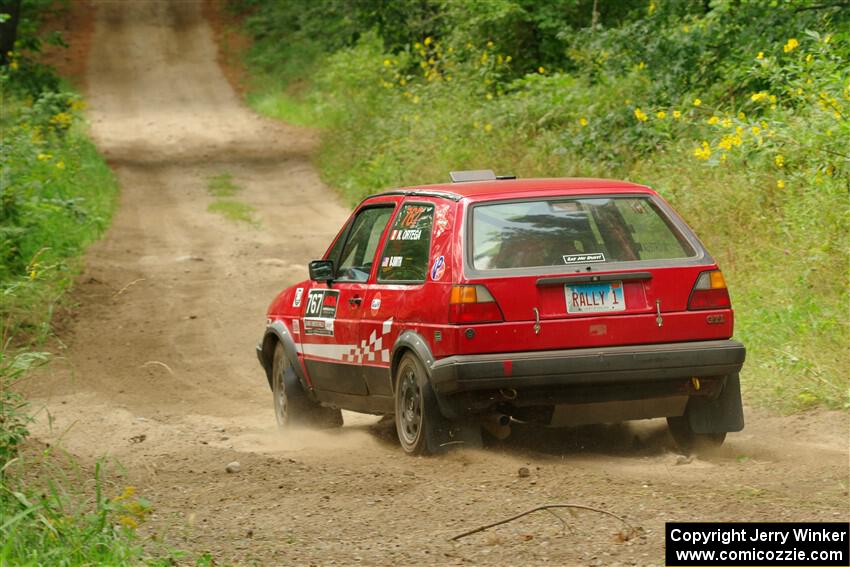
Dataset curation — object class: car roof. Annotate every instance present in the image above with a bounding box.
[370,178,655,202]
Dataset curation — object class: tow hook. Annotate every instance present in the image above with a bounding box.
[656,299,663,327]
[533,307,541,335]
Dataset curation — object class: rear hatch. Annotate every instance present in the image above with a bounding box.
[461,193,732,352]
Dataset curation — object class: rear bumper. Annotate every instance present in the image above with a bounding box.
[430,340,745,395]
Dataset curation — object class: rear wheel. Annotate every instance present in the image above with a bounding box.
[667,415,726,453]
[394,353,480,454]
[272,342,342,428]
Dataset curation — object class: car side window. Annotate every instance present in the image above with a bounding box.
[334,206,394,282]
[378,203,434,283]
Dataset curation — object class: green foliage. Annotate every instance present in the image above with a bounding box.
[241,0,849,411]
[0,459,185,565]
[0,90,118,342]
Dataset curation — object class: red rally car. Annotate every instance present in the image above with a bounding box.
[256,171,745,454]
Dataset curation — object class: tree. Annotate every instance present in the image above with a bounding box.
[0,0,22,65]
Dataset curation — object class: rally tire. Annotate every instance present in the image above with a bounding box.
[394,353,481,454]
[272,342,342,429]
[667,415,726,453]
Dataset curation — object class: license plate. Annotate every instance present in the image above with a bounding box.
[565,281,626,314]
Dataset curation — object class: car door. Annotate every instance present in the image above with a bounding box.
[360,200,440,396]
[301,203,395,396]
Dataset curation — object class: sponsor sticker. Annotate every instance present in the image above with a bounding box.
[433,205,450,237]
[563,252,606,264]
[382,256,403,268]
[370,295,382,312]
[292,287,304,308]
[431,255,445,280]
[292,319,300,334]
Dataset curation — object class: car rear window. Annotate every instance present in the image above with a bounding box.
[471,197,694,270]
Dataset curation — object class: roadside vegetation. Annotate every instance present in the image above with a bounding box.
[233,0,849,411]
[206,171,258,225]
[0,3,175,563]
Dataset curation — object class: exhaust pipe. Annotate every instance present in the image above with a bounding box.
[481,413,511,440]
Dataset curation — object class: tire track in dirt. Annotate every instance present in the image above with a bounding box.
[26,1,848,565]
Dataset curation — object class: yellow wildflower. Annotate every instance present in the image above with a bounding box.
[424,37,432,46]
[774,155,784,168]
[751,126,761,135]
[751,91,769,102]
[113,486,136,502]
[783,38,799,53]
[29,270,37,280]
[399,78,406,86]
[485,93,493,100]
[805,54,813,63]
[414,42,421,49]
[769,95,777,104]
[737,111,746,120]
[718,136,733,151]
[579,117,588,127]
[118,516,139,529]
[721,118,732,128]
[505,55,512,63]
[693,141,711,161]
[648,0,656,15]
[693,98,702,107]
[37,153,52,161]
[756,51,764,60]
[538,66,546,74]
[497,55,503,65]
[56,161,65,170]
[9,61,18,71]
[412,95,420,105]
[776,179,785,189]
[672,110,682,119]
[634,108,648,122]
[383,59,391,67]
[637,62,646,70]
[656,111,666,119]
[484,123,493,133]
[707,116,719,125]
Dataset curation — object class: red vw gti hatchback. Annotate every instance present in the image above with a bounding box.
[257,172,745,454]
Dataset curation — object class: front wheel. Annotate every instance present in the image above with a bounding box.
[272,342,342,429]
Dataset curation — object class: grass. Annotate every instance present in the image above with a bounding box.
[206,172,240,197]
[205,171,259,225]
[247,88,322,127]
[208,199,258,225]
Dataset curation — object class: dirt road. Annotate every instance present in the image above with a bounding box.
[27,1,849,565]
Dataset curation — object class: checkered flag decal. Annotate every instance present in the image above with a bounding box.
[342,318,393,363]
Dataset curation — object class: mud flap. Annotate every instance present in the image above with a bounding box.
[688,373,745,434]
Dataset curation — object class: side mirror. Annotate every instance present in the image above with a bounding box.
[308,260,334,284]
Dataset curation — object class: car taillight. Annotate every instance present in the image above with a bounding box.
[688,270,731,310]
[449,285,504,323]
